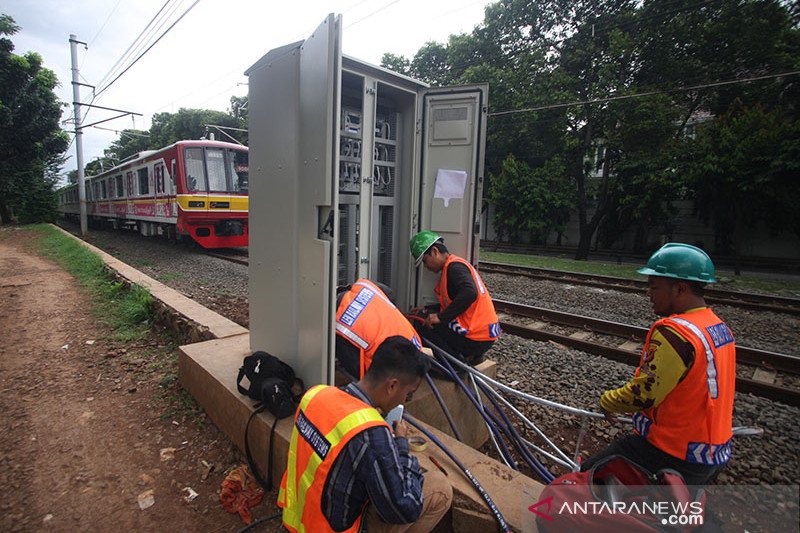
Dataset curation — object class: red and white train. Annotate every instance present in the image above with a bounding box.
[58,140,249,248]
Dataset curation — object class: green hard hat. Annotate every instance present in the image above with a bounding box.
[637,243,717,283]
[409,230,442,266]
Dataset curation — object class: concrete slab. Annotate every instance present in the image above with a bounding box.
[57,224,546,531]
[179,334,544,532]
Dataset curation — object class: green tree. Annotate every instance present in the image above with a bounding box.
[229,95,248,125]
[101,130,151,165]
[488,154,573,243]
[682,103,800,272]
[148,108,244,148]
[380,53,411,77]
[385,0,799,258]
[0,14,69,223]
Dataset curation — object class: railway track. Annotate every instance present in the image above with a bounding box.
[494,299,800,407]
[204,249,248,266]
[481,261,800,316]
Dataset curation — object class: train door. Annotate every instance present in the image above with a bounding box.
[154,160,170,219]
[414,85,488,309]
[125,170,135,217]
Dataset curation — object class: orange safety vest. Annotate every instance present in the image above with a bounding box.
[277,385,389,533]
[336,279,422,378]
[435,255,501,342]
[631,308,736,465]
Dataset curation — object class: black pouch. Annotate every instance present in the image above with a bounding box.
[237,350,296,402]
[237,351,304,491]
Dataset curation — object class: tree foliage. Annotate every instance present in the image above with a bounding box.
[83,101,247,178]
[488,154,573,243]
[380,0,799,259]
[0,14,69,223]
[682,103,800,257]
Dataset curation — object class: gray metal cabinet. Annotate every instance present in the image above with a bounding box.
[247,14,487,387]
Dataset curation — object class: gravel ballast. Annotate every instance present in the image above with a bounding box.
[60,222,800,487]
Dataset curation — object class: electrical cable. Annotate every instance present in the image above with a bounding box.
[87,0,124,48]
[468,372,511,468]
[441,353,608,419]
[424,372,464,442]
[473,377,555,483]
[236,512,281,533]
[403,414,511,533]
[95,0,175,91]
[489,70,800,117]
[424,346,518,469]
[95,0,202,98]
[472,373,577,470]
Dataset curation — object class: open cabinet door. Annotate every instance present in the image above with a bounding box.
[415,84,488,307]
[246,14,342,386]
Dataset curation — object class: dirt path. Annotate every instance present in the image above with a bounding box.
[0,228,280,532]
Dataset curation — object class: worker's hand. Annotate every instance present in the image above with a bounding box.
[394,419,409,438]
[424,313,441,328]
[602,408,620,424]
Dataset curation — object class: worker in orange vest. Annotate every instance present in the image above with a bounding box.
[409,231,501,366]
[278,336,452,533]
[581,243,736,485]
[335,279,423,379]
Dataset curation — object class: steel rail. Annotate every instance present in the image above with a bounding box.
[494,300,800,374]
[494,299,800,407]
[481,262,800,316]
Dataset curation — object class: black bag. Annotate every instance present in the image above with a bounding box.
[237,351,303,491]
[237,350,297,403]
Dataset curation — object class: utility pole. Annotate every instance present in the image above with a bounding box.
[69,34,88,236]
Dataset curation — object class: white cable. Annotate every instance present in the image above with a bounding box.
[442,351,606,419]
[468,373,512,468]
[471,372,578,469]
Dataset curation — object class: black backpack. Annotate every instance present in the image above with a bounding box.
[236,351,304,490]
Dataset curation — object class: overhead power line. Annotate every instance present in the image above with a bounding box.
[489,70,800,117]
[94,0,175,91]
[95,0,202,98]
[87,0,124,48]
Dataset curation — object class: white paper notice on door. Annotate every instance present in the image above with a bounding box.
[434,169,468,208]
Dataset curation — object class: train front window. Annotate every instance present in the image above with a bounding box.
[185,148,206,192]
[206,148,227,192]
[229,150,248,193]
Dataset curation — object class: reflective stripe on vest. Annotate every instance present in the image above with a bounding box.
[631,308,735,466]
[670,317,719,399]
[435,255,500,342]
[278,385,388,533]
[335,279,422,378]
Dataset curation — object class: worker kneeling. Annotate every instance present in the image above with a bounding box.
[409,231,501,366]
[278,336,453,533]
[335,279,423,379]
[581,243,736,485]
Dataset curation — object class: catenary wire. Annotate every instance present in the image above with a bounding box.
[489,70,800,117]
[95,0,202,98]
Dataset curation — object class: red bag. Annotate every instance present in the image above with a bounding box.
[535,455,706,532]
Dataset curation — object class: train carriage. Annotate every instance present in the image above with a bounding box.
[59,140,249,248]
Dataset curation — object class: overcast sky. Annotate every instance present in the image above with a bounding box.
[4,0,493,175]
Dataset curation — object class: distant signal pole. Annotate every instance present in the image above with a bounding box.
[68,34,141,236]
[69,34,88,236]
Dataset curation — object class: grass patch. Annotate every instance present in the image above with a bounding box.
[480,250,800,296]
[31,224,155,340]
[481,250,642,278]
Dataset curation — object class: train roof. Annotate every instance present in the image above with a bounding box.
[93,140,248,176]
